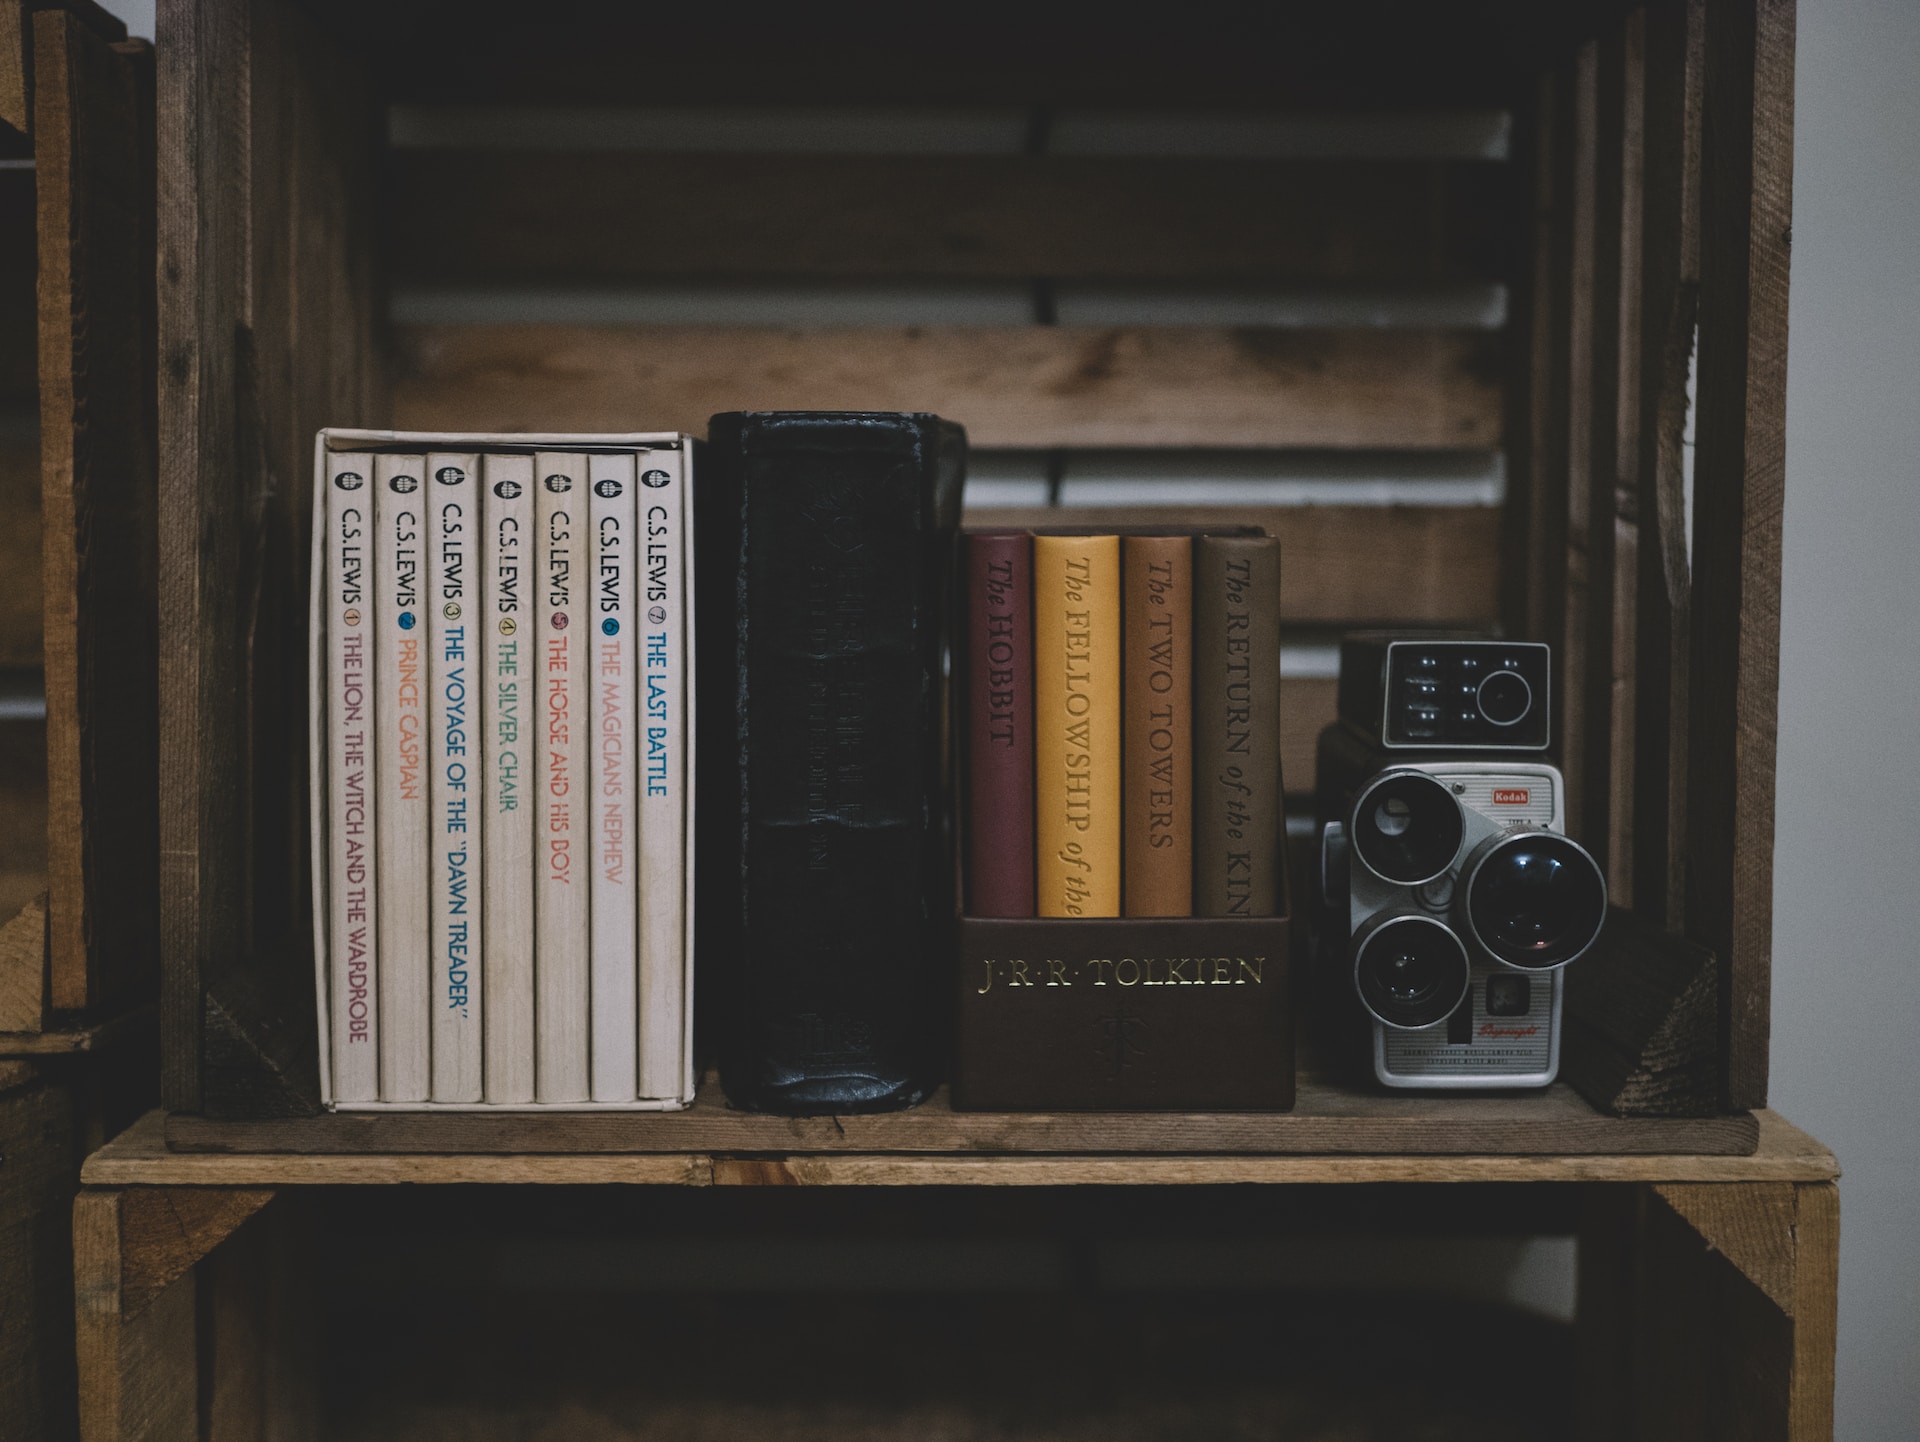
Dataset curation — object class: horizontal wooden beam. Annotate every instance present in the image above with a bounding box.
[389,152,1510,283]
[86,1108,1848,1188]
[968,504,1501,625]
[394,324,1503,450]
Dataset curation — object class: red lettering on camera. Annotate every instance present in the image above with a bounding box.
[1492,788,1530,805]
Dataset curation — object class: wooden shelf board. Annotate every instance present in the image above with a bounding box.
[81,1109,1832,1188]
[160,1075,1761,1158]
[83,1095,1836,1189]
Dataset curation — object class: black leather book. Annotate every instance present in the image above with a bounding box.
[698,412,965,1113]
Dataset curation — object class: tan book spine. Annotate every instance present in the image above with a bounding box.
[1122,535,1193,916]
[427,451,482,1102]
[482,452,535,1102]
[373,453,431,1101]
[533,453,591,1102]
[325,451,379,1100]
[636,447,687,1101]
[1034,534,1122,918]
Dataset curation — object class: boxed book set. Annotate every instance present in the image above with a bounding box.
[309,430,695,1110]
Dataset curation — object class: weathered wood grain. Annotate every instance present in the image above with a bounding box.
[0,1077,74,1442]
[34,12,158,1015]
[73,1189,198,1442]
[157,0,252,1111]
[1642,1173,1837,1442]
[0,1000,153,1055]
[389,151,1511,283]
[1789,1181,1840,1440]
[0,407,41,664]
[0,888,47,1030]
[1560,41,1598,837]
[154,1074,1764,1160]
[113,1185,273,1313]
[1279,675,1336,797]
[0,0,125,136]
[1655,1179,1797,1309]
[1690,0,1794,1110]
[1607,11,1648,908]
[1564,909,1720,1117]
[1635,0,1705,933]
[157,0,387,1115]
[969,505,1500,626]
[394,324,1504,450]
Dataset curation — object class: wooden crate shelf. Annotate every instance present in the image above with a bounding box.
[90,1104,1829,1188]
[158,1075,1761,1159]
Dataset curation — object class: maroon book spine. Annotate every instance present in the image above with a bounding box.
[965,532,1036,917]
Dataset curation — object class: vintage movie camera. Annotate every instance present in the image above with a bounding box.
[1315,636,1606,1088]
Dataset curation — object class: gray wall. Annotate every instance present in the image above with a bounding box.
[1774,0,1920,1436]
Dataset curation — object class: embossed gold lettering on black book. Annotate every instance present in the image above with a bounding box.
[698,412,964,1114]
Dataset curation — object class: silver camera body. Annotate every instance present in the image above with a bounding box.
[1316,722,1607,1090]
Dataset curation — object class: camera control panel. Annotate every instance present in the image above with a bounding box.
[1338,636,1551,751]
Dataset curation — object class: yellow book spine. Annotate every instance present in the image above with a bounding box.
[1034,534,1122,917]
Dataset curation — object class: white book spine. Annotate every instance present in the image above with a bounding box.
[636,450,686,1100]
[374,454,430,1101]
[589,452,638,1101]
[325,453,379,1101]
[428,452,483,1101]
[482,452,535,1103]
[534,452,591,1102]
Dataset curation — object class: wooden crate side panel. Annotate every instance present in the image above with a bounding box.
[34,14,158,1014]
[1638,1180,1835,1442]
[74,1190,197,1442]
[156,0,249,1110]
[388,152,1512,284]
[158,0,385,1114]
[1530,2,1752,1120]
[1634,0,1705,932]
[1690,0,1793,1110]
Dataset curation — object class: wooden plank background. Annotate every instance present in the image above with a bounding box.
[393,325,1503,450]
[389,152,1511,283]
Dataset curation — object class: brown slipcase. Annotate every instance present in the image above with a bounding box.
[952,903,1293,1112]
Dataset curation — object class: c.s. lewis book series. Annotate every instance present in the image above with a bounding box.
[428,451,482,1102]
[482,451,535,1103]
[373,453,430,1101]
[312,430,697,1112]
[589,451,639,1100]
[637,447,687,1100]
[325,450,378,1101]
[534,451,591,1102]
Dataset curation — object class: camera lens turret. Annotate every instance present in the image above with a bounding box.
[1352,913,1473,1030]
[1460,830,1608,970]
[1349,770,1464,886]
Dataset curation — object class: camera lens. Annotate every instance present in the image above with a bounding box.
[1350,771,1465,886]
[1476,669,1533,726]
[1353,914,1473,1030]
[1462,831,1608,970]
